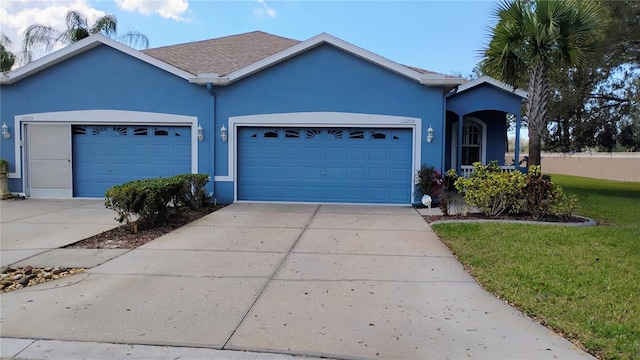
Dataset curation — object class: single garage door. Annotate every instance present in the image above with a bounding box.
[238,127,412,204]
[72,125,191,197]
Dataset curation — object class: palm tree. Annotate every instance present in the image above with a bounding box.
[482,0,604,166]
[1,33,16,71]
[23,10,149,60]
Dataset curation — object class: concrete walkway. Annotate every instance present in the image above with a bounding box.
[1,202,593,359]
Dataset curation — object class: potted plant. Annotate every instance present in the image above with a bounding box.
[0,158,11,200]
[414,165,444,206]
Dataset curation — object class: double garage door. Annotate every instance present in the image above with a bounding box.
[237,127,413,204]
[72,125,191,197]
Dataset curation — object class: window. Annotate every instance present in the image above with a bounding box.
[328,129,343,139]
[73,127,87,135]
[461,122,481,165]
[285,129,300,138]
[154,129,169,136]
[371,131,386,139]
[264,131,279,138]
[349,130,364,139]
[92,127,107,136]
[306,130,321,139]
[113,127,128,136]
[134,127,148,136]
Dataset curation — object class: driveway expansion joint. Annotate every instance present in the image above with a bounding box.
[221,204,321,350]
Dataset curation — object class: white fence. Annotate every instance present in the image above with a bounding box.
[539,152,640,182]
[460,165,516,178]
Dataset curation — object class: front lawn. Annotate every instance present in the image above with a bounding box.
[432,175,640,360]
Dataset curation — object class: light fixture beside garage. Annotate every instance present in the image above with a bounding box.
[426,126,434,143]
[197,125,204,141]
[220,125,228,142]
[1,122,10,139]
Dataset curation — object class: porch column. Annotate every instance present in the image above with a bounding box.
[457,113,464,174]
[514,114,521,170]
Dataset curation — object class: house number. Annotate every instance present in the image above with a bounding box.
[21,116,34,121]
[400,119,415,124]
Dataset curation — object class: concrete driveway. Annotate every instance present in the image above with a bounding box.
[0,199,119,267]
[0,202,593,359]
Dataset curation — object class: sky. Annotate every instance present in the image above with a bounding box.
[1,0,501,77]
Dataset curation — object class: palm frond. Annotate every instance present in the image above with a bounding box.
[65,11,88,32]
[22,24,66,53]
[116,31,149,49]
[91,15,117,37]
[0,33,12,48]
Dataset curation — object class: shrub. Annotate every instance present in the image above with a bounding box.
[173,174,211,209]
[437,169,459,215]
[548,186,578,219]
[105,174,210,233]
[415,165,444,198]
[523,166,577,219]
[454,161,526,217]
[523,166,555,220]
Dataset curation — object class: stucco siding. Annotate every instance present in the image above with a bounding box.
[0,45,212,194]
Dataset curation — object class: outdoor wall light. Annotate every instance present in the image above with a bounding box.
[426,126,434,143]
[197,125,204,141]
[1,122,10,139]
[220,125,228,142]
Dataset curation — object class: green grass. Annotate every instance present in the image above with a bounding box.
[432,175,640,360]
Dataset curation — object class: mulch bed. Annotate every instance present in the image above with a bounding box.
[422,211,589,224]
[63,205,225,249]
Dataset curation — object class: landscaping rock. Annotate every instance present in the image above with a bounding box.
[0,266,85,294]
[0,266,10,274]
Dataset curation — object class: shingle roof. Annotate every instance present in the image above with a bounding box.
[403,64,459,79]
[142,31,301,76]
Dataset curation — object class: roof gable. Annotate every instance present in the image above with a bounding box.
[188,33,466,87]
[453,76,528,99]
[0,35,192,84]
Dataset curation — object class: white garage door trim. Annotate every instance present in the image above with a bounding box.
[217,112,422,203]
[12,110,199,198]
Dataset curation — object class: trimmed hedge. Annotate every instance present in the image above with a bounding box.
[104,174,210,233]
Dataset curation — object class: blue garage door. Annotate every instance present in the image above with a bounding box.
[72,125,191,197]
[238,127,412,204]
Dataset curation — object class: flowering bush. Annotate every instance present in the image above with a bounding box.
[415,165,444,198]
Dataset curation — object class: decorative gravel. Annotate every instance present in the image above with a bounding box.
[0,266,84,293]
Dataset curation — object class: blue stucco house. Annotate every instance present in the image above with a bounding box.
[0,31,526,205]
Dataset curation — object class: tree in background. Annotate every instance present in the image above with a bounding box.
[0,34,16,72]
[481,0,605,164]
[23,10,149,62]
[544,1,640,152]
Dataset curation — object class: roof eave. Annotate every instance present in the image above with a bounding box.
[420,77,467,86]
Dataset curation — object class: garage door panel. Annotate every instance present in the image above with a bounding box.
[369,168,387,181]
[263,166,282,178]
[347,168,366,180]
[73,125,191,197]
